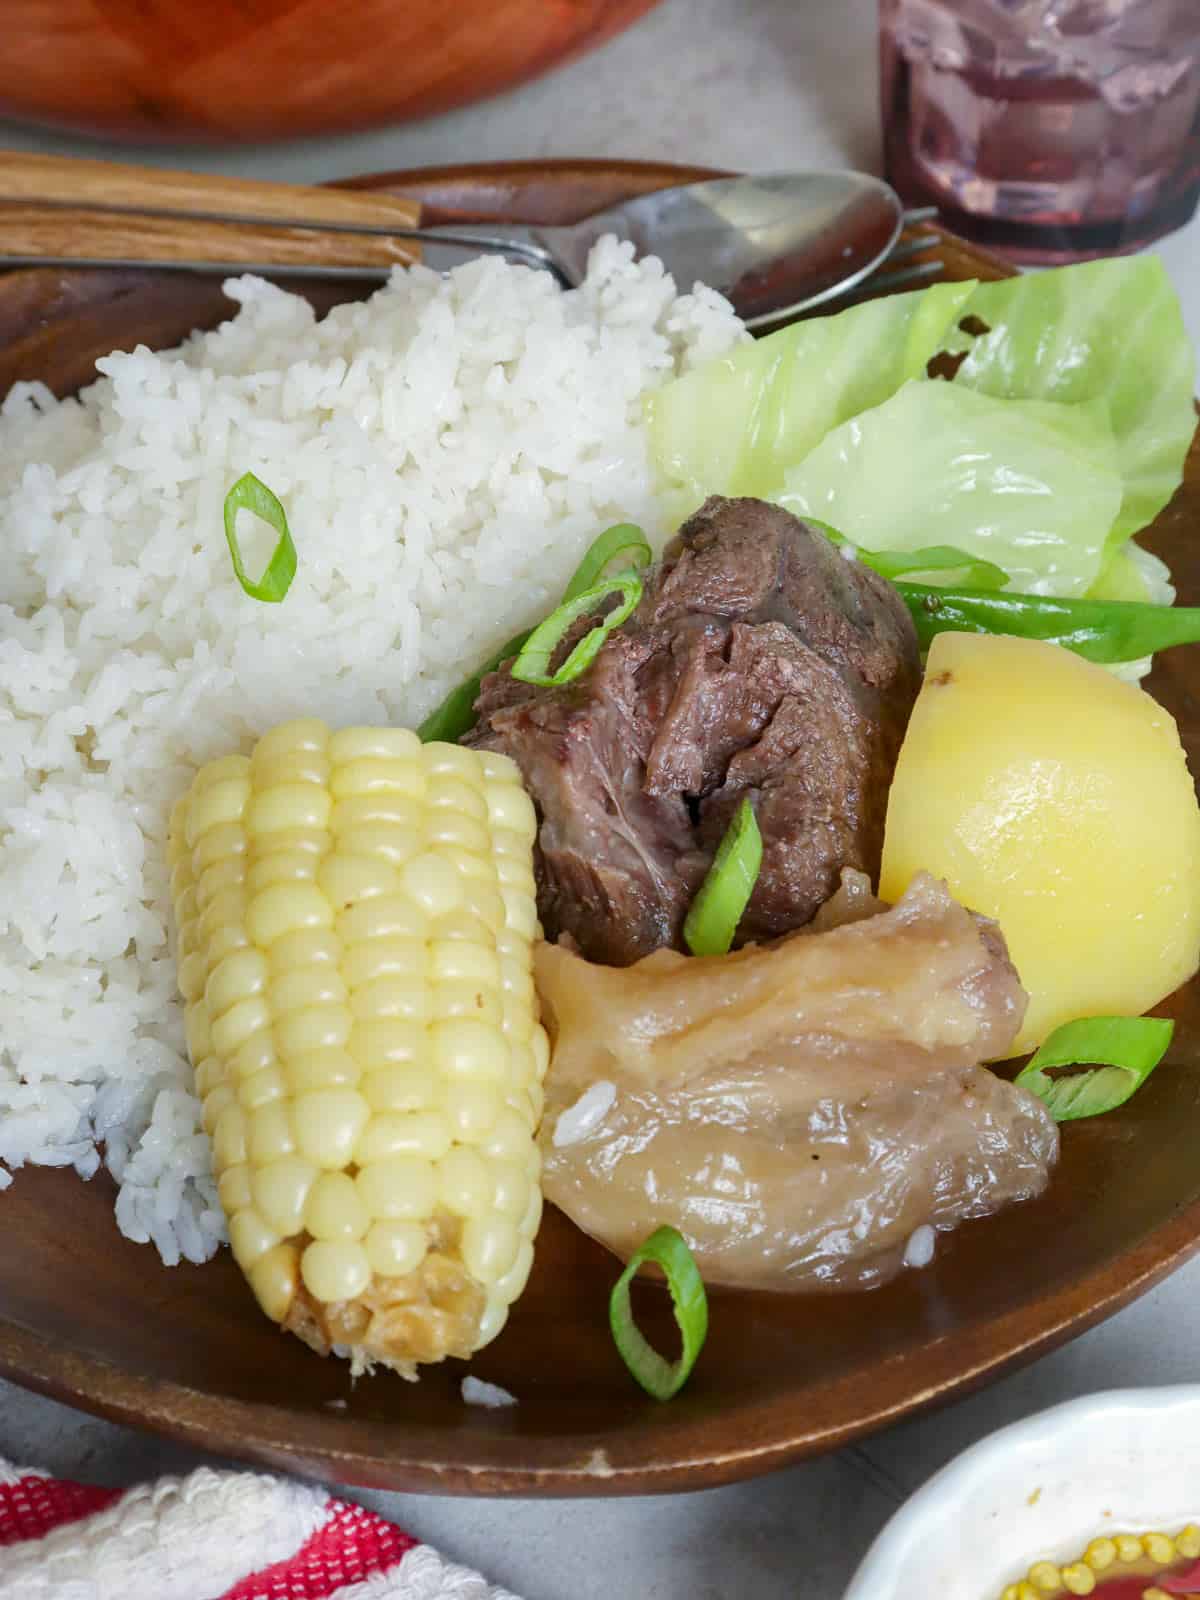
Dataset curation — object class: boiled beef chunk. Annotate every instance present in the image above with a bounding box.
[468,496,921,965]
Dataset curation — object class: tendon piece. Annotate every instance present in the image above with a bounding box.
[537,873,1058,1291]
[169,720,548,1378]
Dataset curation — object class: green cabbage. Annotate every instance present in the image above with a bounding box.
[778,382,1124,597]
[945,256,1195,553]
[646,280,977,512]
[648,257,1195,595]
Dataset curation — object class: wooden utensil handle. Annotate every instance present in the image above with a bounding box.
[0,205,417,270]
[0,151,422,232]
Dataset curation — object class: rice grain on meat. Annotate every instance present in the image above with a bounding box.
[0,241,744,1263]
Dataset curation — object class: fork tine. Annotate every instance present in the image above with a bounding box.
[881,233,942,267]
[862,258,946,294]
[901,205,939,225]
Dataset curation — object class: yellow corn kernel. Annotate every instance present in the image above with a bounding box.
[362,1063,437,1112]
[365,1219,427,1276]
[356,1156,437,1220]
[1143,1534,1176,1564]
[252,718,328,761]
[253,826,329,859]
[238,1064,289,1111]
[269,966,348,1014]
[194,856,246,913]
[169,723,547,1381]
[228,1207,280,1270]
[251,751,331,790]
[245,883,334,947]
[329,726,421,764]
[212,1104,247,1169]
[247,1101,296,1163]
[337,895,427,946]
[436,1146,494,1217]
[267,927,342,975]
[304,1171,370,1242]
[300,1238,371,1302]
[247,851,321,894]
[210,995,273,1059]
[293,1087,370,1169]
[274,1004,352,1059]
[331,756,424,800]
[355,1109,453,1162]
[247,1243,299,1323]
[1061,1563,1095,1595]
[424,742,482,779]
[286,1049,362,1092]
[1114,1535,1144,1562]
[252,1156,318,1236]
[319,851,399,910]
[217,1163,253,1215]
[206,947,270,1020]
[349,978,429,1023]
[229,1029,278,1080]
[1027,1562,1060,1592]
[434,982,503,1026]
[1176,1526,1200,1559]
[428,777,488,821]
[185,776,250,848]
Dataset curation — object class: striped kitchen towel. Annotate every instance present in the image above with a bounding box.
[0,1459,521,1598]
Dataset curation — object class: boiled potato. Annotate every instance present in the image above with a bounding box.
[880,631,1200,1056]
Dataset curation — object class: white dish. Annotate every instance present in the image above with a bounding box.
[845,1386,1200,1599]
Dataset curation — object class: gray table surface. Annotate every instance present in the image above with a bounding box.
[2,1,1199,1595]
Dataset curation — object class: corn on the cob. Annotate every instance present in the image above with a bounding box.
[168,719,547,1379]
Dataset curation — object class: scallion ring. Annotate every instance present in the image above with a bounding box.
[223,472,297,603]
[609,1224,708,1401]
[510,572,643,687]
[417,522,651,743]
[683,796,763,957]
[1014,1015,1174,1122]
[562,522,652,602]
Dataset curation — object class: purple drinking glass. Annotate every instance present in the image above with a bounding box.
[880,0,1200,261]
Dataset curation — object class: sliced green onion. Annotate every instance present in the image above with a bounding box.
[862,544,1009,590]
[510,573,642,688]
[812,520,1009,591]
[1014,1015,1174,1122]
[416,629,531,745]
[897,583,1200,664]
[609,1224,708,1401]
[683,797,762,957]
[417,523,651,744]
[222,473,297,603]
[562,522,651,602]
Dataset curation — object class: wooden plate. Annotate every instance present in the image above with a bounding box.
[1,161,1198,1497]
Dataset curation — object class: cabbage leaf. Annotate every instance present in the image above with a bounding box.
[778,382,1124,597]
[648,256,1195,593]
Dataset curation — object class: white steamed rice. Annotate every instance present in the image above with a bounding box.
[0,239,744,1264]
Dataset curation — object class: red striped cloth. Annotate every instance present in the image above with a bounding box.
[0,1459,519,1599]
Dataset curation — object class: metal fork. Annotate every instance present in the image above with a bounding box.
[0,155,945,325]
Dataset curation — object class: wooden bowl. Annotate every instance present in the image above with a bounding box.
[1,161,1198,1497]
[0,1,661,143]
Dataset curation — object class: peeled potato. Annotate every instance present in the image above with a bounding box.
[880,632,1200,1056]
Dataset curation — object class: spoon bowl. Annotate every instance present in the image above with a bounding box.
[533,170,906,325]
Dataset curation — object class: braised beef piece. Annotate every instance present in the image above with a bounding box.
[467,496,921,966]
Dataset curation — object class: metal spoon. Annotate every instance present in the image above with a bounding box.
[1,169,908,329]
[452,170,908,327]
